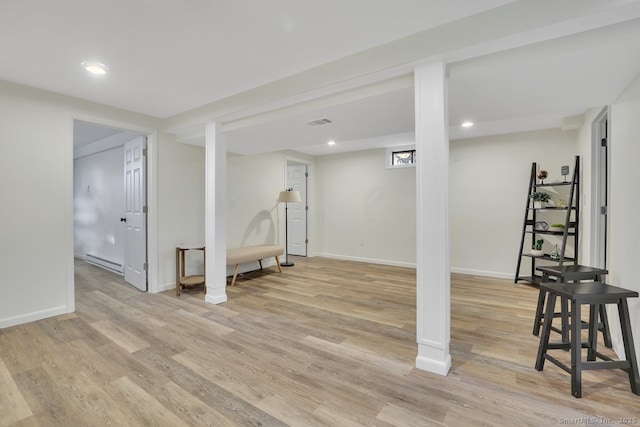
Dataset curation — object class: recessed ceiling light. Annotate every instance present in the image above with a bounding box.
[327,140,336,146]
[461,121,474,128]
[81,61,109,75]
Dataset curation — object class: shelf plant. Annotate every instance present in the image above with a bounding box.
[534,239,543,250]
[529,191,551,208]
[531,239,544,257]
[529,192,551,203]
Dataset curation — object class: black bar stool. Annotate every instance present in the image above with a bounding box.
[535,281,639,398]
[533,265,611,348]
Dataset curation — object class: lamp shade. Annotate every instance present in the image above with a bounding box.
[278,190,301,203]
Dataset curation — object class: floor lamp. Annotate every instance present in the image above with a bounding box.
[278,189,301,267]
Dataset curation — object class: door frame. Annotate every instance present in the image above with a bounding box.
[590,106,609,269]
[67,113,159,310]
[285,155,313,257]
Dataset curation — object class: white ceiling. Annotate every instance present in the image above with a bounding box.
[0,0,512,118]
[2,1,640,155]
[224,17,640,156]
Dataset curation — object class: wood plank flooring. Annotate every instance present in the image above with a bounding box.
[1,257,639,426]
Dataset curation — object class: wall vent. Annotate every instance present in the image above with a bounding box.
[307,118,333,126]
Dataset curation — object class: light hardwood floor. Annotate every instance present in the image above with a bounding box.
[1,257,638,426]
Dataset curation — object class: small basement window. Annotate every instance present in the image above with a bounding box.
[386,145,416,169]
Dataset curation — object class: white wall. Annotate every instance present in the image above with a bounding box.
[157,137,206,289]
[315,148,416,267]
[73,146,125,267]
[607,72,640,359]
[450,129,577,279]
[0,79,173,328]
[0,81,70,327]
[226,151,287,275]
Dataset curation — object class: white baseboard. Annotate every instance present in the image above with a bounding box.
[416,354,451,376]
[449,267,512,280]
[158,258,511,292]
[0,305,70,329]
[205,293,228,304]
[155,282,175,293]
[315,253,416,269]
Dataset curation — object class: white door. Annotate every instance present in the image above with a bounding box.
[592,110,608,269]
[287,164,307,256]
[124,136,147,291]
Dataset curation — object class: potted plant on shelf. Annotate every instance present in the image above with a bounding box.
[529,191,551,208]
[531,239,544,257]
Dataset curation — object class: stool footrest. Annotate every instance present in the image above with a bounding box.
[543,354,571,374]
[583,360,630,371]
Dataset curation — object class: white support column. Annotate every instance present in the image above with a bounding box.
[204,121,228,304]
[414,60,451,375]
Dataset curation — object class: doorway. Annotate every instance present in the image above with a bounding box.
[286,160,309,257]
[73,120,148,291]
[591,107,609,269]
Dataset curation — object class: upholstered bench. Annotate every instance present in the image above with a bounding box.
[226,245,284,286]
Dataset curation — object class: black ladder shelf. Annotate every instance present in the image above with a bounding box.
[515,156,580,284]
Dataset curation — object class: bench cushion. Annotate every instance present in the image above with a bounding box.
[226,245,284,265]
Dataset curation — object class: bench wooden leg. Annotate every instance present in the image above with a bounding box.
[275,256,282,273]
[231,264,240,286]
[176,247,181,296]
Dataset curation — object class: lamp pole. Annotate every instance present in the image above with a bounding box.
[282,200,293,266]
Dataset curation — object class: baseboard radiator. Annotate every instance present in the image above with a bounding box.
[85,253,124,275]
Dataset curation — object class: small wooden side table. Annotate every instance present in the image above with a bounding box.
[175,245,205,296]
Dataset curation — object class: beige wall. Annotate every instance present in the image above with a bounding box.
[450,129,578,278]
[157,137,206,290]
[0,81,71,326]
[225,151,288,275]
[607,72,640,358]
[0,80,205,326]
[315,148,416,266]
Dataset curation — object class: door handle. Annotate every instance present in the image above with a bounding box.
[120,217,127,222]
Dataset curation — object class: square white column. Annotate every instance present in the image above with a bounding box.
[204,121,228,304]
[415,60,451,375]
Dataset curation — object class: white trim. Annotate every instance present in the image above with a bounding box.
[0,306,69,329]
[156,282,176,293]
[416,354,450,376]
[316,253,416,269]
[590,106,609,269]
[65,115,75,313]
[449,267,512,280]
